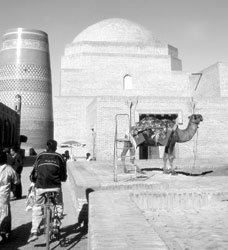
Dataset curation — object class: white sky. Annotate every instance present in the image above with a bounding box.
[0,0,228,95]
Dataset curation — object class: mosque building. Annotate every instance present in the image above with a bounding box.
[53,18,228,161]
[1,19,227,161]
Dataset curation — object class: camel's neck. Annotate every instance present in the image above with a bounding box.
[176,122,199,142]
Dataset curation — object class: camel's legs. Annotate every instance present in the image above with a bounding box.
[163,142,176,174]
[121,142,130,173]
[129,146,136,164]
[168,154,175,170]
[127,145,141,172]
[168,142,177,175]
[121,142,142,173]
[129,147,142,173]
[163,153,172,174]
[163,152,169,170]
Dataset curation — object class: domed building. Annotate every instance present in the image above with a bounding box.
[54,18,228,161]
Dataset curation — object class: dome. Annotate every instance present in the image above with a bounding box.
[73,18,157,44]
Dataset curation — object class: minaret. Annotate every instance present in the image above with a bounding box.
[0,28,53,149]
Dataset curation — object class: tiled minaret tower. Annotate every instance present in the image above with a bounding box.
[0,28,53,149]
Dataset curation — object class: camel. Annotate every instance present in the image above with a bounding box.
[121,114,203,174]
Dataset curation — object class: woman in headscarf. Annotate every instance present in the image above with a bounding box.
[8,147,23,199]
[0,151,18,244]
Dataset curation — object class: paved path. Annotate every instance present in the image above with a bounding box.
[145,207,228,250]
[1,166,87,250]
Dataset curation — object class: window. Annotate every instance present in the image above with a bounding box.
[123,75,132,89]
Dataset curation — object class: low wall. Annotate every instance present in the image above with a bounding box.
[130,189,228,212]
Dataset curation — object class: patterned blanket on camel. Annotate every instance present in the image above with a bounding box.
[130,116,177,147]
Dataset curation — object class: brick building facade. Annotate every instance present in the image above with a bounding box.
[0,101,20,150]
[54,18,228,161]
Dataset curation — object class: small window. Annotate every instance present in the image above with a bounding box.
[123,75,132,89]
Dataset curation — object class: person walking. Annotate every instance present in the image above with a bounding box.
[0,151,19,244]
[7,147,23,199]
[62,150,70,162]
[86,153,92,161]
[27,139,67,243]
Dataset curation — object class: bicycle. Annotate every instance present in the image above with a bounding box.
[43,192,61,250]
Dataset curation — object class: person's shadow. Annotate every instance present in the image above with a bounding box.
[55,223,88,249]
[0,222,31,250]
[52,188,94,249]
[34,204,90,249]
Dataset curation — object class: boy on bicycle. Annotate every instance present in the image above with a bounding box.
[27,139,67,243]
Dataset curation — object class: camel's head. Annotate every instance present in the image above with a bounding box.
[188,114,203,125]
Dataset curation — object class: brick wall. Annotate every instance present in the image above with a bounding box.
[192,97,228,159]
[54,93,228,161]
[53,96,92,157]
[194,63,220,98]
[219,62,228,97]
[86,98,98,157]
[60,55,189,97]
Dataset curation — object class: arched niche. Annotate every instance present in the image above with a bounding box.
[123,75,132,90]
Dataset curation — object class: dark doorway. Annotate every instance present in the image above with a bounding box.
[138,113,178,160]
[139,113,178,121]
[139,145,148,159]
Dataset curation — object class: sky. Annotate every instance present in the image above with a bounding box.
[0,0,228,95]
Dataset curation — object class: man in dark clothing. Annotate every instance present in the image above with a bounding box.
[27,139,67,243]
[8,147,23,199]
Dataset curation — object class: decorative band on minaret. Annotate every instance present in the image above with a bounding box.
[0,28,53,149]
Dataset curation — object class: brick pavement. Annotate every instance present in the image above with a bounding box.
[145,208,228,249]
[89,191,169,250]
[0,165,87,250]
[67,159,228,250]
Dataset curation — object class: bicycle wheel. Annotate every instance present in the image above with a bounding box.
[45,207,52,250]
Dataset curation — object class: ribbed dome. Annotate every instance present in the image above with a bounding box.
[73,18,157,44]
